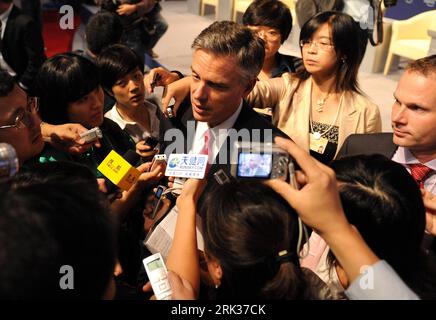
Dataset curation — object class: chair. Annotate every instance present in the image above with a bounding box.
[232,0,252,22]
[200,0,219,19]
[384,10,436,75]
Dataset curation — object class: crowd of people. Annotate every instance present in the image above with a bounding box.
[0,0,435,300]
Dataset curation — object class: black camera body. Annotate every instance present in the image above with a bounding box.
[231,142,292,181]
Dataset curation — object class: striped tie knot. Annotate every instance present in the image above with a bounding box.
[408,163,434,189]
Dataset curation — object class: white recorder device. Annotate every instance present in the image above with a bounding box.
[150,154,167,171]
[142,253,172,300]
[79,127,103,143]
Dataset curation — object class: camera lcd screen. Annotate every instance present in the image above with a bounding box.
[237,152,272,178]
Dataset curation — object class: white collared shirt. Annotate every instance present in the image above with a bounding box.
[104,100,160,143]
[190,101,243,163]
[0,3,16,76]
[392,146,436,194]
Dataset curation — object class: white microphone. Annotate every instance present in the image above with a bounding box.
[0,143,19,178]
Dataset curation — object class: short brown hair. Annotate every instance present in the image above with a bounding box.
[191,21,265,84]
[406,54,436,77]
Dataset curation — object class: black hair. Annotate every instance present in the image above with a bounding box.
[97,44,144,95]
[99,0,120,12]
[200,180,312,300]
[13,161,98,188]
[0,68,15,97]
[298,11,363,94]
[85,11,123,56]
[242,0,293,43]
[36,53,100,125]
[0,179,116,299]
[330,154,436,299]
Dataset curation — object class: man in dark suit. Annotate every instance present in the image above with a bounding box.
[337,54,436,250]
[0,0,45,93]
[337,55,436,175]
[159,21,288,192]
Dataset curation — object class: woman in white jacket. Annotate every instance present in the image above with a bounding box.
[246,11,381,163]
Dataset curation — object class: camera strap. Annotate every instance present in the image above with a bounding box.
[367,0,384,46]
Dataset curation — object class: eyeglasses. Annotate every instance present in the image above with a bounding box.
[0,96,39,130]
[300,39,334,51]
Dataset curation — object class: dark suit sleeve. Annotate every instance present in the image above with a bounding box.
[336,133,397,160]
[336,135,352,159]
[18,16,46,90]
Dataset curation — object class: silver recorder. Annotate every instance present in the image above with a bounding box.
[79,127,103,143]
[231,141,292,181]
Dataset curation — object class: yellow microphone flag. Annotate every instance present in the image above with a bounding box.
[98,150,140,191]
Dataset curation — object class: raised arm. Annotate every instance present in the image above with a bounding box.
[166,179,206,298]
[246,75,287,111]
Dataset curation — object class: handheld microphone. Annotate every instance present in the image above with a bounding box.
[98,149,141,191]
[0,143,19,178]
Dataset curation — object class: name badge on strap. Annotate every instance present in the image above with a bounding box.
[309,133,328,155]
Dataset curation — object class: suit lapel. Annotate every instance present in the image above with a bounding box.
[337,91,359,154]
[291,79,311,151]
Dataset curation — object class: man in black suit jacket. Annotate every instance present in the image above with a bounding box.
[0,0,45,93]
[337,55,436,167]
[337,55,436,252]
[337,132,397,159]
[159,21,288,193]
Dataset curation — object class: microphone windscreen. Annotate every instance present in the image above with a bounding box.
[0,143,19,178]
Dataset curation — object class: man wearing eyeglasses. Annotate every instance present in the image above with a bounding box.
[337,54,436,253]
[0,68,43,164]
[0,69,96,165]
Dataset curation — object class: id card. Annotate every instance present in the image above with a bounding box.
[165,154,208,179]
[309,133,328,155]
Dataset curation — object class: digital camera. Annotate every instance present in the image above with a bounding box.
[231,141,292,181]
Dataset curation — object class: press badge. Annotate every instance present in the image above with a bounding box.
[165,154,209,179]
[309,133,328,155]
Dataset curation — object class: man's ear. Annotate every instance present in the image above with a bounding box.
[242,78,256,98]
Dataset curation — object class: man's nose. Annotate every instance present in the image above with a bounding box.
[392,104,406,123]
[193,82,207,101]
